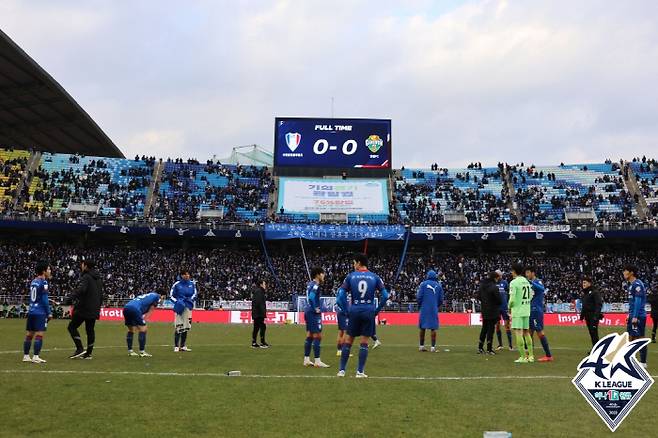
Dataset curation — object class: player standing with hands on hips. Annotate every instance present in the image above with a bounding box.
[303,267,330,367]
[22,262,52,364]
[170,268,197,352]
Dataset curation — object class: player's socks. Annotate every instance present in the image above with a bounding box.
[538,334,552,357]
[312,338,321,359]
[431,331,437,348]
[180,331,188,347]
[515,333,525,359]
[174,332,180,348]
[33,335,43,356]
[371,335,378,342]
[419,330,426,347]
[304,337,312,357]
[126,332,134,350]
[357,343,368,373]
[340,344,352,371]
[523,333,534,358]
[23,334,33,355]
[506,329,513,348]
[337,342,342,352]
[138,332,146,351]
[495,328,502,347]
[640,345,648,364]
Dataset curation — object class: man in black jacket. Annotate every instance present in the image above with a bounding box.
[580,276,602,347]
[251,278,269,348]
[477,271,502,354]
[65,260,103,359]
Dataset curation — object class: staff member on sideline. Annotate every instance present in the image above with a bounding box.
[65,260,103,359]
[251,278,269,348]
[477,271,502,355]
[579,276,602,347]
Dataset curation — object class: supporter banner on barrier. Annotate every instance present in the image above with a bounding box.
[412,225,571,234]
[229,311,298,324]
[99,308,230,323]
[278,178,388,214]
[265,223,406,241]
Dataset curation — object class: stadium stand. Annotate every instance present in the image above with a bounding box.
[0,148,30,213]
[510,161,637,225]
[21,153,154,217]
[151,159,273,222]
[630,157,658,217]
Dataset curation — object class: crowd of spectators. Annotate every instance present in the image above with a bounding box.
[1,242,656,309]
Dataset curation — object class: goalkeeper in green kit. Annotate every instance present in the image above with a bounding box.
[508,263,534,363]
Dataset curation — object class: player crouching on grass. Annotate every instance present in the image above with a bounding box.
[22,261,53,364]
[123,292,164,357]
[509,263,534,363]
[417,270,444,352]
[303,267,330,368]
[170,268,197,352]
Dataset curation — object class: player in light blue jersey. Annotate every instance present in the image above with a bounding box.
[417,270,444,352]
[23,261,52,364]
[525,267,553,362]
[494,270,513,351]
[624,264,648,368]
[303,267,330,368]
[123,292,164,357]
[335,253,389,378]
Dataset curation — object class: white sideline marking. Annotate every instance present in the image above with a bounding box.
[2,369,657,381]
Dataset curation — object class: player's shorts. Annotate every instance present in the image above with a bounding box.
[511,316,529,330]
[499,310,510,322]
[305,310,322,334]
[175,307,192,333]
[123,306,145,327]
[337,312,349,331]
[347,308,375,338]
[419,315,439,330]
[530,311,544,331]
[627,316,647,338]
[26,313,47,332]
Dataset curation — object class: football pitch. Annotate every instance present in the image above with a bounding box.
[1,320,656,437]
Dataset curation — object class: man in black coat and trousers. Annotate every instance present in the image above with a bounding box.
[251,278,269,348]
[65,260,103,359]
[477,271,502,354]
[580,276,603,347]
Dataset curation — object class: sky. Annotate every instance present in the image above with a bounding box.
[2,0,658,168]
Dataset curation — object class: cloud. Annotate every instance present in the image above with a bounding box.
[1,0,658,168]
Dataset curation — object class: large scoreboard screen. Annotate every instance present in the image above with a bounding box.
[274,117,391,170]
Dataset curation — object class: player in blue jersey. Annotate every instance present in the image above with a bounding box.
[335,253,389,378]
[170,268,197,352]
[624,264,648,368]
[23,262,52,364]
[123,292,164,357]
[525,267,553,362]
[417,270,444,352]
[303,267,330,368]
[494,270,514,351]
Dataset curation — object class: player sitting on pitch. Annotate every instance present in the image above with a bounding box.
[23,261,53,364]
[509,263,534,363]
[123,292,164,357]
[525,266,553,362]
[303,267,330,368]
[336,253,389,378]
[417,270,444,352]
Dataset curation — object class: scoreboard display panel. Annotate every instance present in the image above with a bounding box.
[274,117,391,169]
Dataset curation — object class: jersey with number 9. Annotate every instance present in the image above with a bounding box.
[341,270,385,309]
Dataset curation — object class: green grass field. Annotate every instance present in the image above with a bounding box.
[0,320,655,437]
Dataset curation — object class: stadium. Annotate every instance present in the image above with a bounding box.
[2,3,658,437]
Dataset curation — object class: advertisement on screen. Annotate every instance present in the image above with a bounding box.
[278,178,388,214]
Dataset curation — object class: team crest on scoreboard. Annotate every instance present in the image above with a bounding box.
[572,332,653,432]
[285,132,302,152]
[365,135,383,153]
